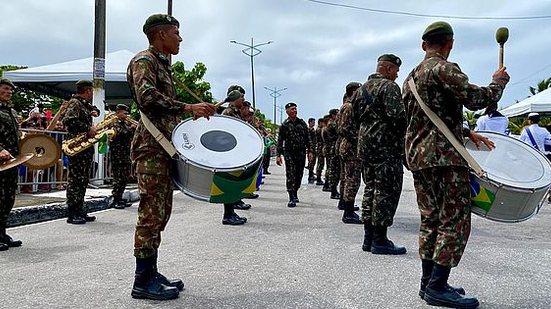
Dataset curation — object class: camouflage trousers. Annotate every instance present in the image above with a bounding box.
[66,150,93,215]
[307,152,317,174]
[283,150,306,192]
[262,152,271,172]
[316,154,325,178]
[134,158,173,259]
[111,160,131,200]
[340,157,361,202]
[361,157,403,226]
[412,166,471,268]
[326,153,341,187]
[0,168,18,229]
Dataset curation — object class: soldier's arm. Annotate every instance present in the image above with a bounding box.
[63,102,90,135]
[436,62,506,111]
[384,82,406,131]
[340,105,358,143]
[131,58,186,115]
[276,124,285,156]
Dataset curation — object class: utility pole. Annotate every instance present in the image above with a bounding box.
[93,0,106,182]
[277,105,284,125]
[167,0,173,64]
[264,86,287,125]
[230,38,273,109]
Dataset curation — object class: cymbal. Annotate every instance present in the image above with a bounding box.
[20,134,61,170]
[0,153,34,172]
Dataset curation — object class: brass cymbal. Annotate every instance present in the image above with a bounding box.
[20,134,61,170]
[0,153,34,172]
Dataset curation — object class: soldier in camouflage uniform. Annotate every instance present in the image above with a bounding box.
[322,109,340,199]
[63,80,97,225]
[127,14,216,300]
[221,86,253,224]
[337,82,362,224]
[109,104,136,209]
[355,54,407,254]
[276,102,310,208]
[0,79,23,251]
[314,118,325,185]
[306,118,317,184]
[402,22,509,308]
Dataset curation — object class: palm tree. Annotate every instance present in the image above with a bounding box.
[529,78,551,96]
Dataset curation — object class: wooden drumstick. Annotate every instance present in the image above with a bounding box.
[496,27,509,69]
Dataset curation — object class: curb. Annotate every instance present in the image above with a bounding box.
[7,190,140,228]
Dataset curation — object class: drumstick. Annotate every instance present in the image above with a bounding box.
[172,76,206,103]
[496,27,509,69]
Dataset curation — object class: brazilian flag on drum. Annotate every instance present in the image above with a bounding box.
[209,161,261,204]
[470,177,495,212]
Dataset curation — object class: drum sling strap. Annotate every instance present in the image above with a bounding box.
[407,79,486,177]
[524,127,540,150]
[139,111,177,158]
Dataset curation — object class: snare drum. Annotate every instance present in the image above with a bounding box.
[172,115,264,202]
[466,131,551,223]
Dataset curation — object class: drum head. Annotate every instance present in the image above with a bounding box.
[172,115,264,171]
[466,131,551,189]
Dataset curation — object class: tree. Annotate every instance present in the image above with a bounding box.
[529,78,551,96]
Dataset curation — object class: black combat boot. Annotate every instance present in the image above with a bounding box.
[292,190,300,203]
[424,264,479,308]
[315,175,324,186]
[337,198,345,210]
[0,228,22,248]
[330,186,341,200]
[222,204,246,225]
[419,260,465,299]
[308,171,315,184]
[66,208,86,225]
[233,200,252,210]
[362,222,373,252]
[322,182,331,192]
[152,252,184,291]
[342,201,362,224]
[110,198,126,210]
[371,226,406,255]
[78,207,96,222]
[131,256,179,300]
[287,191,296,208]
[0,242,7,251]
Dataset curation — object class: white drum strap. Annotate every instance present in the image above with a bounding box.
[139,111,177,157]
[407,79,485,177]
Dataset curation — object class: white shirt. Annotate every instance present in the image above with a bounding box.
[475,115,509,134]
[519,124,551,152]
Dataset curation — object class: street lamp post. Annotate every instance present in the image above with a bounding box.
[230,38,273,109]
[264,86,287,124]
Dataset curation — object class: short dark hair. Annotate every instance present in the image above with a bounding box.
[424,34,453,47]
[308,117,315,122]
[76,84,92,94]
[146,24,176,43]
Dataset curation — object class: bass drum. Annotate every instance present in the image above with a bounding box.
[172,115,264,201]
[466,131,551,223]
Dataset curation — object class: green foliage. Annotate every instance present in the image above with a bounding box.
[463,111,477,129]
[508,117,527,135]
[529,78,551,96]
[254,109,278,133]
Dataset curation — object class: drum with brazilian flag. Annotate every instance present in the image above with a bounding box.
[470,176,495,213]
[209,161,261,204]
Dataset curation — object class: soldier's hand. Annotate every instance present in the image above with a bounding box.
[191,103,216,120]
[469,131,495,150]
[0,149,13,161]
[307,152,314,163]
[492,67,510,86]
[276,155,283,166]
[88,125,97,137]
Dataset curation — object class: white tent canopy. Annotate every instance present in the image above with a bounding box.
[2,50,134,104]
[501,87,551,117]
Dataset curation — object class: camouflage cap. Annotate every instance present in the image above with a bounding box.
[422,21,454,40]
[329,108,339,116]
[0,78,16,90]
[225,89,242,102]
[116,104,130,111]
[227,84,245,95]
[75,80,93,87]
[285,102,297,109]
[143,14,180,34]
[345,82,362,91]
[377,54,402,67]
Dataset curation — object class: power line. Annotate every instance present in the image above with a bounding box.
[303,0,551,20]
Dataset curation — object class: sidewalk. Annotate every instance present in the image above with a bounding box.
[8,184,140,227]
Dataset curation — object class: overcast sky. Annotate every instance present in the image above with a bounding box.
[2,0,551,123]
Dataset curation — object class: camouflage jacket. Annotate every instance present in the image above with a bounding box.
[315,127,324,154]
[0,102,20,156]
[338,96,360,158]
[321,121,338,156]
[308,127,317,153]
[277,117,310,155]
[127,46,186,166]
[110,119,135,163]
[356,73,405,162]
[63,95,93,139]
[402,51,506,171]
[221,104,244,121]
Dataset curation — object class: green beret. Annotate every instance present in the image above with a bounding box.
[116,104,130,112]
[143,14,180,34]
[285,102,297,109]
[0,78,16,90]
[225,90,242,102]
[345,82,362,91]
[377,54,402,67]
[76,80,93,87]
[227,84,245,95]
[329,108,339,116]
[422,21,454,40]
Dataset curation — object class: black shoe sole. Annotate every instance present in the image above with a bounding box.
[371,247,407,255]
[362,244,371,252]
[342,219,362,224]
[424,293,479,309]
[131,290,179,300]
[0,245,8,251]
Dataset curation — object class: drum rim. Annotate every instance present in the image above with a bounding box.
[172,114,265,171]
